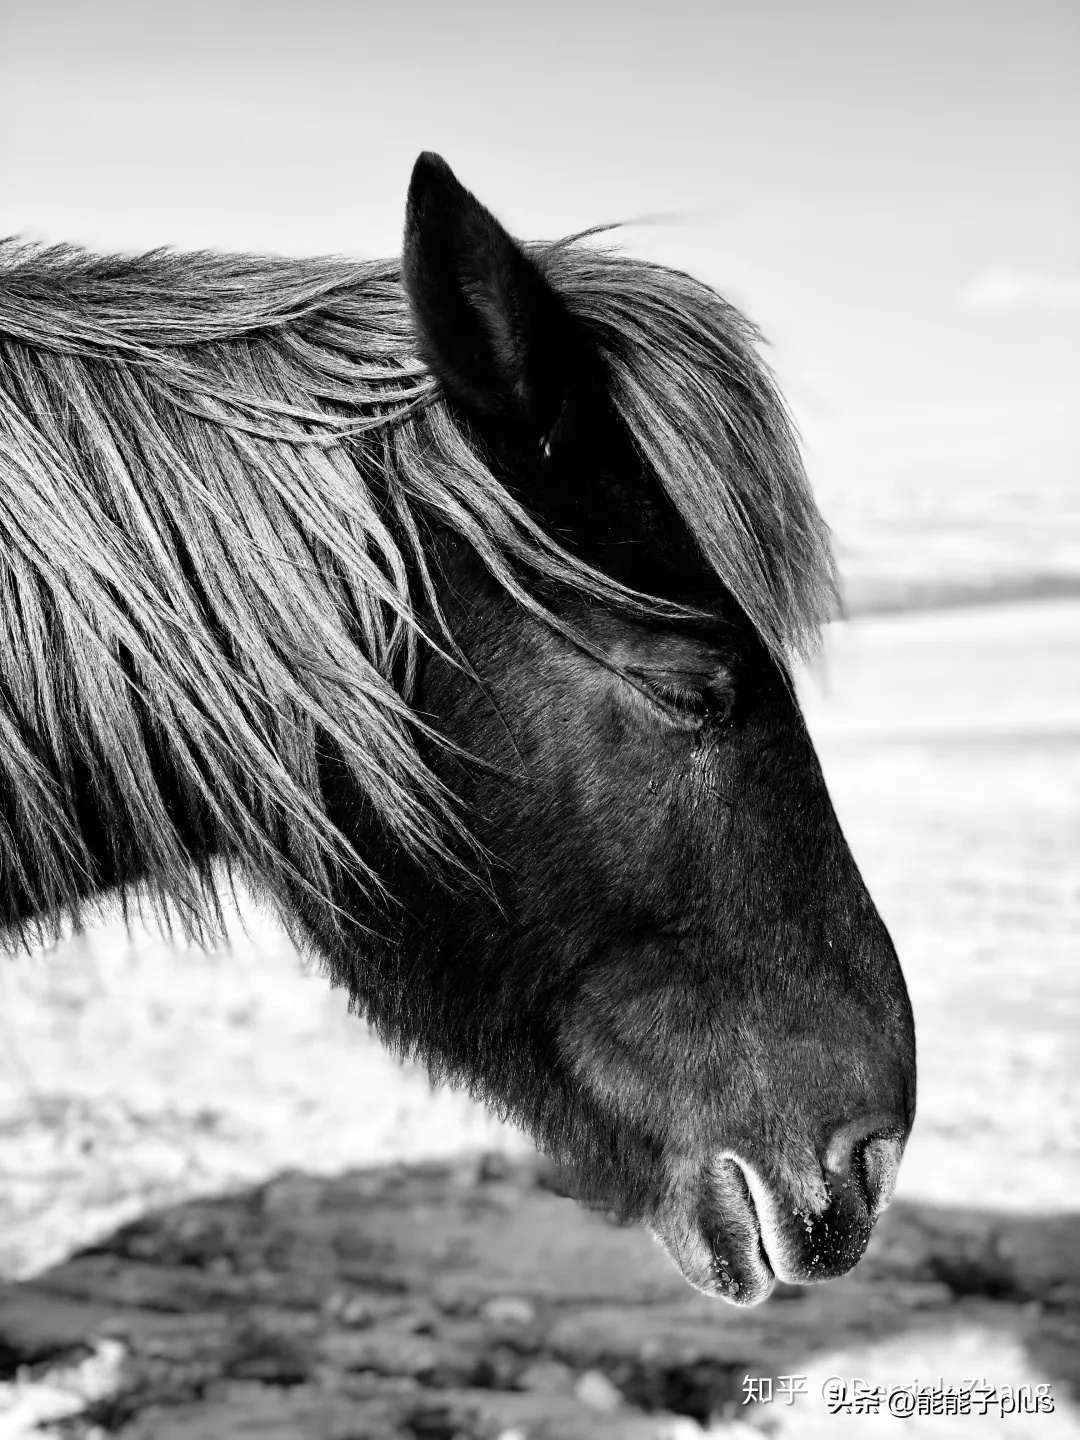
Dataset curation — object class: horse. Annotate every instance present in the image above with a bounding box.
[0,153,915,1306]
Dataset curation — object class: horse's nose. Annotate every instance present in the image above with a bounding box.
[823,1114,904,1217]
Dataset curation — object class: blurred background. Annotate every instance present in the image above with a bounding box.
[0,1,1077,1435]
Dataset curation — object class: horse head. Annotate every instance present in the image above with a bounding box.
[326,154,916,1305]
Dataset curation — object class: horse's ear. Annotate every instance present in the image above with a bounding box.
[403,152,580,454]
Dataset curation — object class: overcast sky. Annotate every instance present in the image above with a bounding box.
[2,0,1076,520]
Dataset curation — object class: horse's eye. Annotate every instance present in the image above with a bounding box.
[652,680,734,724]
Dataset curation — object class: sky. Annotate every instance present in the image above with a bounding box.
[1,0,1077,551]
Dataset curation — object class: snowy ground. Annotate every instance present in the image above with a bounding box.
[799,597,1080,1215]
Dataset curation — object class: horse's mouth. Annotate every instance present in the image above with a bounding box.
[653,1128,903,1305]
[652,1155,776,1305]
[700,1155,776,1305]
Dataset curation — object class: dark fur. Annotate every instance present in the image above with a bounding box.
[0,154,914,1303]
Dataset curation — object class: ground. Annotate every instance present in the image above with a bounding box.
[0,596,1077,1437]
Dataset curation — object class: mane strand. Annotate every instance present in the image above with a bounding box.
[540,243,837,666]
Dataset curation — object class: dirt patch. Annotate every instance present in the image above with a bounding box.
[0,1155,1077,1438]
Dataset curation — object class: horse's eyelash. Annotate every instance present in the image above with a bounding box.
[651,677,734,718]
[653,681,705,705]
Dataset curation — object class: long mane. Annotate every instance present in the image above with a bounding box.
[0,238,836,942]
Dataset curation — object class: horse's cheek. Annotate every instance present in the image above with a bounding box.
[551,734,743,1117]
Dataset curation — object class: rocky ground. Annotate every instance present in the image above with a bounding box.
[0,597,1077,1437]
[0,1154,1078,1439]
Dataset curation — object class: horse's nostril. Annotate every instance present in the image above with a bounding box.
[859,1133,903,1215]
[823,1115,904,1217]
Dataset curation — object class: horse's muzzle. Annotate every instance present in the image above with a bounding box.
[653,1114,905,1305]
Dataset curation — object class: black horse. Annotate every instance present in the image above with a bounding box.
[0,154,914,1304]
